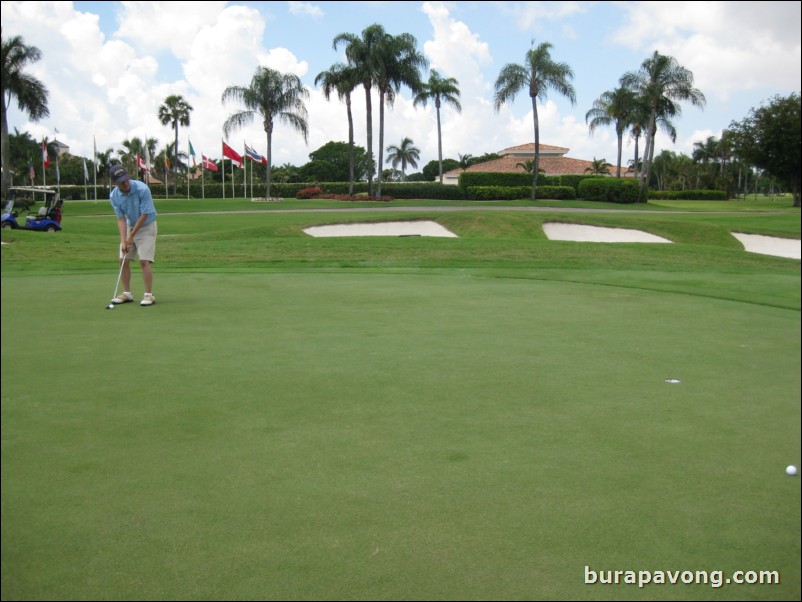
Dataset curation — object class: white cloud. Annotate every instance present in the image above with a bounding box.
[288,1,324,18]
[3,0,798,173]
[612,1,801,99]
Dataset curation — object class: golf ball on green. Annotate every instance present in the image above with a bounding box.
[787,465,798,476]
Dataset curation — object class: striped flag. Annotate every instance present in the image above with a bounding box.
[244,144,267,165]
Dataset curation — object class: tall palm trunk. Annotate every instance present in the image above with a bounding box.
[531,95,540,201]
[377,91,386,197]
[638,111,657,202]
[265,121,273,198]
[436,98,443,184]
[173,127,179,195]
[363,83,373,197]
[346,95,354,196]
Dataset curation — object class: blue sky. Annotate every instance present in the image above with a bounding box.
[4,1,801,171]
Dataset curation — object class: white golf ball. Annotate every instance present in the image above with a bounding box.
[786,465,798,476]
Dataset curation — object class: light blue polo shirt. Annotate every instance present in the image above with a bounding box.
[110,180,157,227]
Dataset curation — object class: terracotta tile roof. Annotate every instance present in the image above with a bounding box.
[499,142,570,155]
[445,156,617,177]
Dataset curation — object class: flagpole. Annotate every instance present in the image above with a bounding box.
[243,143,248,199]
[201,155,205,199]
[93,135,98,201]
[222,155,226,199]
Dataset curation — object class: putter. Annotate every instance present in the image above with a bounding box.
[106,251,128,309]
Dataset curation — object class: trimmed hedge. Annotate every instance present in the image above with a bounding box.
[577,178,640,203]
[648,189,728,201]
[465,185,575,201]
[458,172,593,194]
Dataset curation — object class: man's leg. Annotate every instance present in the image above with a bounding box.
[121,258,132,293]
[140,260,153,294]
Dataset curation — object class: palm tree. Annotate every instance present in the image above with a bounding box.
[385,137,421,181]
[158,94,193,194]
[372,31,427,196]
[585,86,635,178]
[95,146,115,180]
[315,62,360,195]
[621,51,705,202]
[118,137,144,176]
[584,158,611,176]
[494,40,576,200]
[1,32,50,199]
[222,66,309,198]
[516,159,534,173]
[692,135,718,186]
[413,69,462,184]
[458,153,473,170]
[333,24,387,196]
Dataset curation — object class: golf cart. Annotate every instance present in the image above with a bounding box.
[1,187,63,232]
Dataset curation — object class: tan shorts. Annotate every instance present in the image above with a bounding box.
[120,221,157,262]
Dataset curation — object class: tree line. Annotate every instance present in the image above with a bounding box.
[2,28,799,205]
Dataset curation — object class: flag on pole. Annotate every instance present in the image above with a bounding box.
[55,159,60,183]
[165,156,172,171]
[93,135,98,201]
[144,143,151,172]
[29,163,35,180]
[137,155,149,171]
[202,155,219,172]
[83,159,89,180]
[222,140,242,168]
[189,139,197,166]
[244,144,267,165]
[42,140,50,168]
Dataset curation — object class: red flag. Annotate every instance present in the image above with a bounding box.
[42,140,51,168]
[137,155,149,171]
[202,155,219,172]
[222,140,242,168]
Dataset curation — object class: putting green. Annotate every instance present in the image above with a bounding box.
[2,271,800,600]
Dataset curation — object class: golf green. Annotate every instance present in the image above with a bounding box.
[2,271,799,600]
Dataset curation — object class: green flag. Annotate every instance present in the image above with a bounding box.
[188,139,196,166]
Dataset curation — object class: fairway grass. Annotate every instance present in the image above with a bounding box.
[2,204,800,600]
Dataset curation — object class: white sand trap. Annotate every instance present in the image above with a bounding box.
[731,232,801,260]
[304,220,457,238]
[542,222,671,243]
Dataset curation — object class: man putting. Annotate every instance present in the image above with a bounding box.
[109,164,158,306]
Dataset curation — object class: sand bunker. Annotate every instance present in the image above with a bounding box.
[304,221,457,238]
[542,222,672,243]
[731,232,801,260]
[300,220,799,260]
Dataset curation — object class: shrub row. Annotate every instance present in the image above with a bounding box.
[465,185,576,200]
[459,172,589,193]
[647,189,728,201]
[577,178,640,204]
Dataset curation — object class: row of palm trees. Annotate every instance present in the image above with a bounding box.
[586,52,706,201]
[3,25,706,204]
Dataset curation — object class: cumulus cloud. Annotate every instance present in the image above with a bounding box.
[2,0,798,171]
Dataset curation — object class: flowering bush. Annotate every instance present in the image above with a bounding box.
[296,187,323,199]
